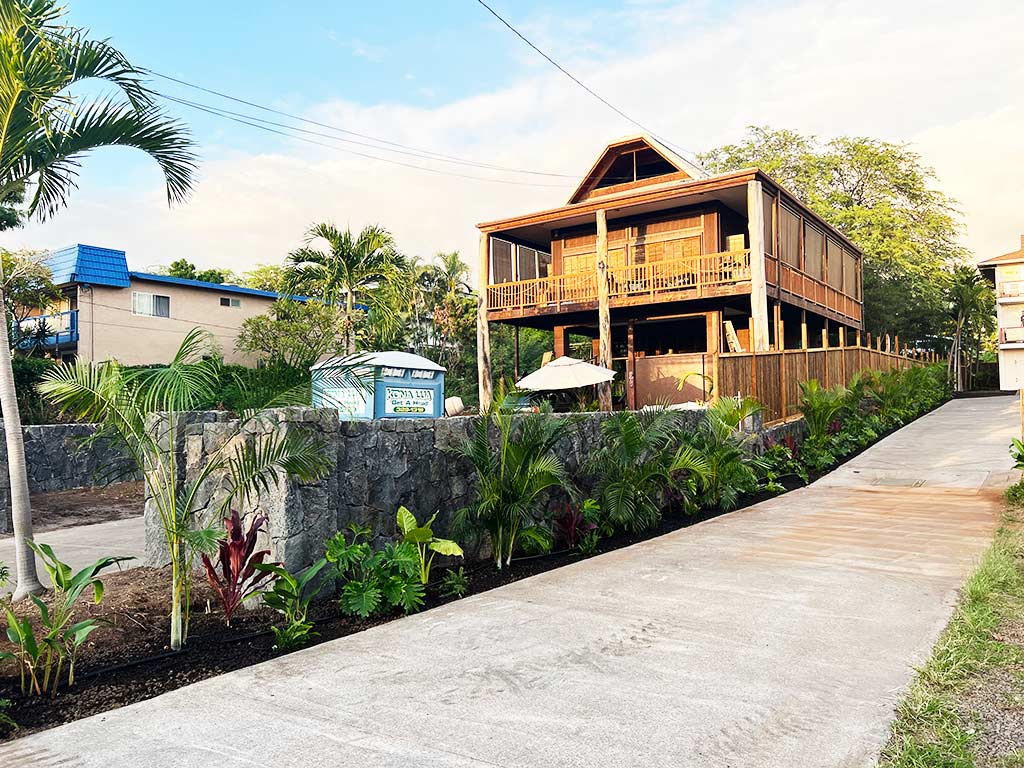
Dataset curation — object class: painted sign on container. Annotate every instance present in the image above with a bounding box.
[322,386,372,420]
[384,386,434,415]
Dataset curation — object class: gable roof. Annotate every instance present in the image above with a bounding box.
[567,134,709,204]
[978,236,1024,268]
[48,244,131,287]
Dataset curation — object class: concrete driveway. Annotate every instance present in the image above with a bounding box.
[0,396,1016,767]
[0,516,143,595]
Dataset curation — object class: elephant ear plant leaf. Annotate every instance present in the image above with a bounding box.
[396,506,464,585]
[38,329,338,650]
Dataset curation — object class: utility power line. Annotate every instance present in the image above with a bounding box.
[473,0,703,165]
[148,69,576,179]
[160,94,572,188]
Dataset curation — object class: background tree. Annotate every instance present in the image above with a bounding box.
[0,0,196,599]
[284,222,407,353]
[236,299,349,370]
[945,266,994,391]
[166,258,235,285]
[700,126,968,343]
[244,263,286,293]
[2,248,59,327]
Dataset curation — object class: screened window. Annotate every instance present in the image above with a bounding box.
[763,192,776,257]
[779,206,801,267]
[842,250,856,297]
[826,239,843,289]
[491,239,513,284]
[132,291,170,318]
[220,297,241,308]
[803,224,824,281]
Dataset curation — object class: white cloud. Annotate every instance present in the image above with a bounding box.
[2,0,1021,285]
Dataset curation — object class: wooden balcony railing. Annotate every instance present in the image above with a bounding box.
[1001,327,1024,344]
[609,250,750,300]
[486,270,597,313]
[777,262,861,322]
[486,249,751,314]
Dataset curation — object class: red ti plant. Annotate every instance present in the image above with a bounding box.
[554,501,598,550]
[201,511,276,625]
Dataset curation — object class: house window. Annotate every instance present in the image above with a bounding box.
[220,297,241,308]
[132,291,170,318]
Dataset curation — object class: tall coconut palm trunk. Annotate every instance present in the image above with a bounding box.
[0,275,43,598]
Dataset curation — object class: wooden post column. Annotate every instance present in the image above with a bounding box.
[800,309,808,349]
[553,325,569,358]
[747,181,771,352]
[707,311,721,402]
[476,232,493,411]
[772,300,782,350]
[626,319,637,410]
[513,326,521,380]
[596,209,613,411]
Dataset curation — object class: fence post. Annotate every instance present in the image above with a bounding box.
[779,322,787,418]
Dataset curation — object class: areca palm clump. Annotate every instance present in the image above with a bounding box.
[945,266,994,392]
[685,397,768,511]
[0,0,196,598]
[586,408,709,533]
[283,223,411,353]
[454,392,573,569]
[38,330,342,650]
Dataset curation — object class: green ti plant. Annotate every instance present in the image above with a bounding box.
[39,329,347,650]
[1,542,130,696]
[252,559,330,650]
[325,524,424,618]
[396,506,464,585]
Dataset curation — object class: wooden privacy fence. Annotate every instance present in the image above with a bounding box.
[717,344,936,424]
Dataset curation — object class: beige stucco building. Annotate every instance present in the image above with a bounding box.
[979,235,1024,390]
[21,244,282,366]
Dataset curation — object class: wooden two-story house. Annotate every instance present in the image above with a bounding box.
[475,135,866,411]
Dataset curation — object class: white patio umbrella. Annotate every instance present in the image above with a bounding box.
[515,356,616,391]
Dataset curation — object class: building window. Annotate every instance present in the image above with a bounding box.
[220,297,241,308]
[132,291,170,318]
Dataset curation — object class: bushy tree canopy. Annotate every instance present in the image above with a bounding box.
[700,126,968,342]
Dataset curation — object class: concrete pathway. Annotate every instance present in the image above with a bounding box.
[1,396,1017,767]
[0,516,143,595]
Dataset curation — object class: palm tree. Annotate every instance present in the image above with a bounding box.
[283,223,407,353]
[38,329,344,649]
[586,408,709,532]
[0,0,196,599]
[946,266,991,392]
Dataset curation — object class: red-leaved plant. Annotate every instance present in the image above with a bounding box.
[201,511,276,625]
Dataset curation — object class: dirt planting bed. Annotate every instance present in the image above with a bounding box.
[13,482,144,533]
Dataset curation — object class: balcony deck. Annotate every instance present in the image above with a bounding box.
[16,309,79,349]
[486,249,751,320]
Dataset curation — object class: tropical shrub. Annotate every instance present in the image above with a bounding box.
[759,441,808,486]
[554,499,600,549]
[440,567,469,598]
[253,558,329,650]
[0,559,8,588]
[39,329,343,650]
[325,524,424,617]
[201,511,276,626]
[798,379,848,444]
[396,506,463,585]
[685,397,766,511]
[1010,439,1024,472]
[586,408,709,533]
[1,543,130,695]
[0,697,14,732]
[453,393,573,569]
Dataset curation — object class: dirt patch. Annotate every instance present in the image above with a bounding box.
[8,482,144,534]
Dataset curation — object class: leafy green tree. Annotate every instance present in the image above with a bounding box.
[2,249,60,330]
[244,263,286,293]
[284,222,408,353]
[167,258,197,279]
[166,258,232,285]
[236,299,349,369]
[0,0,196,599]
[700,126,967,342]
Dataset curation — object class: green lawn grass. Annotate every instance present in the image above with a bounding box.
[879,500,1024,767]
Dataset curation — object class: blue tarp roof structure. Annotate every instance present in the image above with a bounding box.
[48,244,130,287]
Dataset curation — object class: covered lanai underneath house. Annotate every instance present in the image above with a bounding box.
[475,135,865,411]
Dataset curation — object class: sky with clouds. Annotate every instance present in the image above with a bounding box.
[0,0,1021,285]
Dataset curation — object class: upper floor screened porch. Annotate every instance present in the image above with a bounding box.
[476,137,864,329]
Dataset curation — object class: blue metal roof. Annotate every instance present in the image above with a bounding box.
[48,244,130,287]
[128,272,299,300]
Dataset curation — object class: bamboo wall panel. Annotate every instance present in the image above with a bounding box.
[716,346,927,425]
